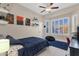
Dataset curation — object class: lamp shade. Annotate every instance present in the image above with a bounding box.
[0,39,10,53]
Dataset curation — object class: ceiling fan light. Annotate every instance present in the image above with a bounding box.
[46,8,51,11]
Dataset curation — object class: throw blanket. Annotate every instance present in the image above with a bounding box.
[48,41,68,50]
[6,35,48,56]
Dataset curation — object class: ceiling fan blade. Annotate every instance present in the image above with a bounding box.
[39,6,46,8]
[40,10,45,13]
[51,7,59,9]
[50,3,53,6]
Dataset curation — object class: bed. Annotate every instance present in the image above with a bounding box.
[6,35,48,56]
[7,35,68,56]
[19,37,48,56]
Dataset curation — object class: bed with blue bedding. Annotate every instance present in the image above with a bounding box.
[6,35,48,56]
[19,37,48,56]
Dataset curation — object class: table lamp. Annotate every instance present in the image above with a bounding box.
[0,39,10,55]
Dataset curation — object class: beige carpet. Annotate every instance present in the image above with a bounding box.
[36,46,69,56]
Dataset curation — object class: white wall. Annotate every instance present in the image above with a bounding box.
[0,3,44,39]
[0,24,43,39]
[43,4,79,42]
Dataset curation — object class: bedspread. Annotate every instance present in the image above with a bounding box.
[19,37,48,56]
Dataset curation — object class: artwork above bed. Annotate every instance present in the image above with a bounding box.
[4,13,39,27]
[16,16,24,25]
[6,13,14,24]
[25,18,30,26]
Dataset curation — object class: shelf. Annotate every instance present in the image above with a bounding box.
[0,20,8,25]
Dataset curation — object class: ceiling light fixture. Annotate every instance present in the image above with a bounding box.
[45,8,51,11]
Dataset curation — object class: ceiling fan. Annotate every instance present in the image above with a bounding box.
[39,3,59,13]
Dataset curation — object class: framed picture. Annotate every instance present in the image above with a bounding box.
[25,18,30,26]
[6,13,14,24]
[16,16,24,25]
[0,16,5,19]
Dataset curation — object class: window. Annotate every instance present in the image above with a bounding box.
[51,17,70,35]
[44,17,70,35]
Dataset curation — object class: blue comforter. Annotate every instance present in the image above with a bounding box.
[6,35,48,56]
[48,41,68,50]
[19,37,48,56]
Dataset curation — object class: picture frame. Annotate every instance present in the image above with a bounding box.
[6,13,14,24]
[16,16,24,25]
[25,18,30,26]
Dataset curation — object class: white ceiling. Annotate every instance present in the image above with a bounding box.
[19,3,77,15]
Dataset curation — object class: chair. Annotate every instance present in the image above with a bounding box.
[65,37,70,56]
[66,37,70,45]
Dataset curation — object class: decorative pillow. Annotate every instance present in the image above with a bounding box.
[45,36,55,41]
[6,35,21,45]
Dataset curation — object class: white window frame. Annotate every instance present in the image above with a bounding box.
[51,17,70,35]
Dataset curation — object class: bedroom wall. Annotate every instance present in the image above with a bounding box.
[0,3,44,39]
[43,4,79,42]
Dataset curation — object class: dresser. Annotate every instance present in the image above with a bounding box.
[70,39,79,56]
